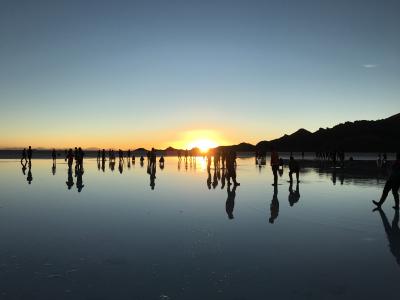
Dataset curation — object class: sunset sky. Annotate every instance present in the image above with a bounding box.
[0,0,399,149]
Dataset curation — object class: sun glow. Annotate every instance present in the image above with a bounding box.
[187,139,218,153]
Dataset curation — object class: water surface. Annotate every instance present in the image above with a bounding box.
[0,157,398,299]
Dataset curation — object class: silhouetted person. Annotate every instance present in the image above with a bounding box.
[27,146,32,162]
[226,185,237,219]
[288,181,300,207]
[140,155,144,167]
[374,208,400,266]
[52,148,57,163]
[288,156,300,183]
[101,158,105,172]
[102,149,106,161]
[97,150,101,161]
[373,152,400,209]
[66,148,74,168]
[21,148,27,164]
[66,166,74,190]
[269,185,279,224]
[119,149,123,161]
[132,154,135,164]
[159,156,165,169]
[128,149,131,160]
[270,147,279,186]
[226,150,240,186]
[220,168,226,189]
[27,162,33,184]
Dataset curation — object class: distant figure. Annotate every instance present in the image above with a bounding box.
[66,148,74,168]
[102,149,106,161]
[119,149,123,161]
[97,150,101,161]
[128,149,131,160]
[374,208,400,266]
[226,185,237,219]
[52,149,57,163]
[159,156,165,169]
[132,154,135,164]
[226,150,240,186]
[27,146,32,162]
[140,156,145,166]
[21,148,27,164]
[270,147,279,186]
[269,185,279,224]
[27,162,33,184]
[288,156,300,183]
[373,152,400,209]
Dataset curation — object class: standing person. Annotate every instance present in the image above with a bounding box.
[373,152,400,209]
[66,148,74,168]
[52,149,57,163]
[27,146,33,162]
[226,150,240,186]
[288,156,300,183]
[21,148,27,164]
[102,149,106,161]
[97,150,101,161]
[270,147,279,186]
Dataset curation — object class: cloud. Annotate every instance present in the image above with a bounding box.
[363,64,379,68]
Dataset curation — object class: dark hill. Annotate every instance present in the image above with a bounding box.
[255,114,400,152]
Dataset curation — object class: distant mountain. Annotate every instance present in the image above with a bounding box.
[256,113,400,152]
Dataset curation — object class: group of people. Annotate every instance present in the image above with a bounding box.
[205,149,240,186]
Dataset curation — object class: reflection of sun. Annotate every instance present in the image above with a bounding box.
[187,139,218,153]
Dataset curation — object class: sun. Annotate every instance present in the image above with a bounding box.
[187,139,218,153]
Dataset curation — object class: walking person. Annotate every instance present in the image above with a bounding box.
[373,152,400,209]
[270,147,279,186]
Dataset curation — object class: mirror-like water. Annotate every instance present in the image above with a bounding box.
[0,157,398,299]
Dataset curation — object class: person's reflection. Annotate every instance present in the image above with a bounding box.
[288,182,300,207]
[97,159,101,171]
[269,185,279,224]
[52,161,56,175]
[101,159,105,172]
[148,163,156,190]
[27,162,33,185]
[66,167,74,190]
[178,159,181,171]
[206,168,212,190]
[212,168,218,189]
[375,208,400,266]
[332,169,337,185]
[127,159,131,169]
[118,159,124,174]
[21,160,27,175]
[220,168,226,190]
[109,160,115,172]
[226,185,237,219]
[76,168,84,192]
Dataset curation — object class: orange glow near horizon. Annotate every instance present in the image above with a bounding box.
[187,139,218,153]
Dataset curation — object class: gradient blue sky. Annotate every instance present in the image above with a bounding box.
[0,0,399,148]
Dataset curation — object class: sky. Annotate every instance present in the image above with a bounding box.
[0,0,399,149]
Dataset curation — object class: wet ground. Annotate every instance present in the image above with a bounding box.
[0,157,398,299]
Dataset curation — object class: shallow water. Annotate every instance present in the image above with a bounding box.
[0,157,398,300]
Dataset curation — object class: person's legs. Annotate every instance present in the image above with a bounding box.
[296,170,299,183]
[373,180,392,207]
[392,182,400,209]
[272,165,278,185]
[289,171,293,183]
